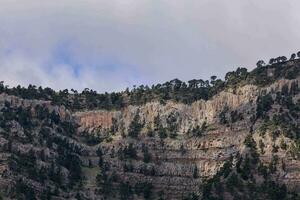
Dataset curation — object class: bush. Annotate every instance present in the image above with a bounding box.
[219,106,229,124]
[143,147,151,163]
[128,112,143,138]
[134,182,153,199]
[256,94,274,119]
[119,181,133,200]
[118,143,137,160]
[244,135,256,149]
[226,172,239,191]
[193,165,199,178]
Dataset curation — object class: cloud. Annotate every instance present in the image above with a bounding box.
[0,0,299,92]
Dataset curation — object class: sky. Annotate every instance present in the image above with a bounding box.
[0,0,300,92]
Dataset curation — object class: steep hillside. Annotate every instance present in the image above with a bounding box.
[0,56,300,200]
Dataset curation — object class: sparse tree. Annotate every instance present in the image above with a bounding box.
[210,75,217,85]
[128,111,143,138]
[256,60,265,68]
[281,56,287,62]
[290,53,296,60]
[269,58,275,65]
[193,165,199,178]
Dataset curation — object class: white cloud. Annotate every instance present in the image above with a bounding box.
[0,0,299,92]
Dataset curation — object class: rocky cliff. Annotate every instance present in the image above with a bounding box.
[71,76,300,199]
[0,61,300,200]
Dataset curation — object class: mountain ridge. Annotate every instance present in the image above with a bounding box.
[1,54,299,111]
[0,54,300,200]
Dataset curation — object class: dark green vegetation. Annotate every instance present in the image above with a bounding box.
[197,138,295,200]
[188,69,300,200]
[0,101,83,199]
[0,52,300,200]
[189,131,299,200]
[1,54,299,111]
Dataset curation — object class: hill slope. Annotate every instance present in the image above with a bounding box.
[0,57,300,200]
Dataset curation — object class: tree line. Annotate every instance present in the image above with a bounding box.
[256,51,300,67]
[0,52,299,111]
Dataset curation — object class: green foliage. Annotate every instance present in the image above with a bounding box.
[256,60,266,68]
[128,111,143,138]
[230,110,243,123]
[184,193,200,200]
[261,180,288,200]
[180,143,186,155]
[96,171,113,195]
[200,151,292,200]
[60,121,76,136]
[188,122,207,137]
[289,140,300,159]
[15,179,37,200]
[67,154,82,186]
[142,146,151,163]
[146,124,155,137]
[201,160,233,199]
[244,135,256,149]
[259,113,300,141]
[123,162,134,172]
[83,133,103,145]
[239,156,252,180]
[166,112,179,138]
[9,151,38,180]
[268,155,279,174]
[259,139,265,154]
[50,110,60,124]
[158,127,168,139]
[0,57,299,111]
[139,165,156,176]
[119,181,133,200]
[256,94,274,119]
[154,114,168,139]
[280,139,287,150]
[1,54,300,200]
[134,182,153,199]
[193,165,199,178]
[0,100,83,198]
[118,143,137,160]
[219,106,229,124]
[225,172,240,192]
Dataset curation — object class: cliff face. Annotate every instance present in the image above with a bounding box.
[0,93,87,199]
[0,74,300,199]
[75,84,257,131]
[73,85,256,197]
[71,77,300,199]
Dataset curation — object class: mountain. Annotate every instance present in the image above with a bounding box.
[0,54,300,200]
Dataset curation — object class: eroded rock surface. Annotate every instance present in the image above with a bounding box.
[0,76,300,200]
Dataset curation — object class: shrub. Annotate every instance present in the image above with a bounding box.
[128,112,143,138]
[256,94,274,119]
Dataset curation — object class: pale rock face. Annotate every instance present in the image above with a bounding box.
[1,77,299,199]
[253,131,300,191]
[75,84,258,133]
[75,110,115,130]
[0,93,51,109]
[72,84,259,199]
[0,93,73,122]
[72,78,300,199]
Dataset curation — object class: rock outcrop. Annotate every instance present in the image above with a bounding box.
[0,73,300,199]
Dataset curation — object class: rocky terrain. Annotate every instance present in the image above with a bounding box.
[0,57,300,199]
